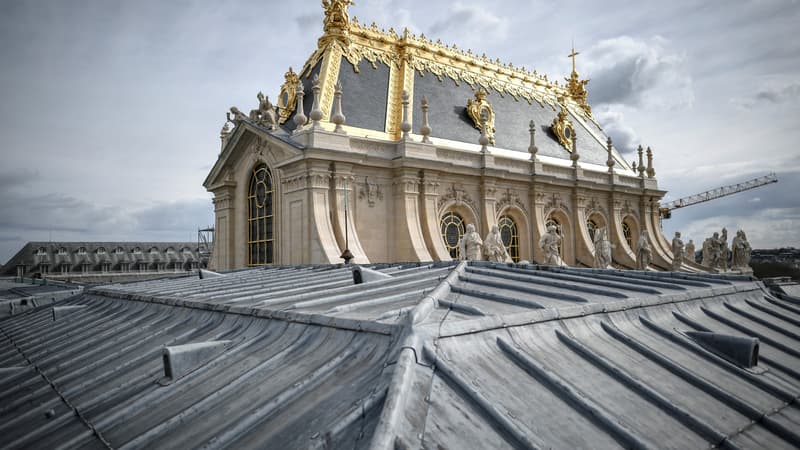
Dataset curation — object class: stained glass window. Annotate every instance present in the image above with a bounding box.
[498,215,519,262]
[248,164,274,265]
[440,212,465,259]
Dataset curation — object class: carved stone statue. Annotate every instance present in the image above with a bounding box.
[457,223,483,261]
[228,106,248,123]
[592,227,614,269]
[636,230,652,270]
[718,228,730,271]
[484,225,510,263]
[731,230,752,270]
[249,92,277,130]
[671,232,684,271]
[685,240,696,263]
[539,224,564,266]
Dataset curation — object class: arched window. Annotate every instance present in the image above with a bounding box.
[96,247,106,255]
[587,219,598,242]
[36,247,47,256]
[545,216,563,257]
[248,164,274,266]
[498,215,520,262]
[440,211,465,259]
[622,222,633,248]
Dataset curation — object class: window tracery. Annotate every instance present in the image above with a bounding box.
[440,211,465,259]
[248,164,274,266]
[498,215,519,262]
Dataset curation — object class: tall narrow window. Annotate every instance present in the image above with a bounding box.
[498,215,520,262]
[440,211,465,259]
[587,219,598,242]
[248,164,274,265]
[622,222,633,248]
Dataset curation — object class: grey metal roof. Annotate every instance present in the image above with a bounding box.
[1,262,799,449]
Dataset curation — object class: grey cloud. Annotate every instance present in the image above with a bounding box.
[584,36,694,109]
[593,107,641,156]
[429,3,508,44]
[732,81,800,109]
[295,13,319,30]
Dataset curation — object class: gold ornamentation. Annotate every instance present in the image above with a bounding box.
[319,45,343,120]
[565,46,592,117]
[551,104,575,152]
[277,68,300,124]
[320,0,353,47]
[466,89,495,145]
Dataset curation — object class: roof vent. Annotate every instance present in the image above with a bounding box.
[352,266,392,285]
[198,269,224,279]
[160,340,232,385]
[685,331,759,368]
[52,305,87,321]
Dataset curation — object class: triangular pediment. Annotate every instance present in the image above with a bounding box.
[203,122,304,190]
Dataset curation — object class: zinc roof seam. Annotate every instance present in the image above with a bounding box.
[0,321,112,449]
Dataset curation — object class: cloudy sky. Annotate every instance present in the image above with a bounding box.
[1,0,798,264]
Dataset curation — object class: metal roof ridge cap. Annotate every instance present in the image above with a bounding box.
[436,281,765,338]
[409,261,466,326]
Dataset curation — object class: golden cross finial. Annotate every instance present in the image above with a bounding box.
[568,44,580,74]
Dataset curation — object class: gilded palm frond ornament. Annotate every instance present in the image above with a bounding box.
[277,67,300,124]
[551,102,575,152]
[467,89,496,145]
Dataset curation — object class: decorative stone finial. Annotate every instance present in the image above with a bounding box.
[309,74,323,128]
[479,109,490,152]
[570,134,579,168]
[528,120,538,160]
[401,90,412,141]
[646,146,655,178]
[332,81,346,133]
[220,121,231,150]
[293,80,307,130]
[637,145,645,177]
[420,96,432,143]
[606,137,615,173]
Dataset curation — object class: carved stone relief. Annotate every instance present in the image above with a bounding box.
[437,183,479,216]
[495,189,528,216]
[358,177,384,207]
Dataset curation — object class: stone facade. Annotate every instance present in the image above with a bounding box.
[204,2,689,271]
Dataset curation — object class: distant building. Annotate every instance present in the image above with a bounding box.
[204,1,692,272]
[2,242,206,279]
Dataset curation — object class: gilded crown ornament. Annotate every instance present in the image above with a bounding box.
[551,103,575,152]
[467,89,495,145]
[277,67,300,124]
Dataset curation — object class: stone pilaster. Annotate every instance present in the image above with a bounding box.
[391,168,431,261]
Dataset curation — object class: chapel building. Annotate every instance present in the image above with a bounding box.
[204,1,690,272]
